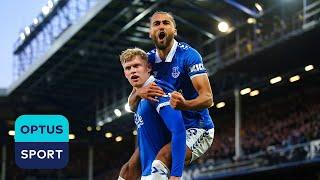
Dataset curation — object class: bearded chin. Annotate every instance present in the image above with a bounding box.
[155,42,167,50]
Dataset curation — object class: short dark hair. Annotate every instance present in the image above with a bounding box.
[150,11,176,28]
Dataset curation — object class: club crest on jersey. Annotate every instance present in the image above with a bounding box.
[172,66,180,78]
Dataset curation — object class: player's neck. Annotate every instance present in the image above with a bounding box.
[157,40,174,60]
[136,75,155,90]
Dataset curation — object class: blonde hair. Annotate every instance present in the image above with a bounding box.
[150,11,176,28]
[119,47,148,64]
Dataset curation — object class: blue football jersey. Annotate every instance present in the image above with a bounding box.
[148,40,214,129]
[136,76,186,177]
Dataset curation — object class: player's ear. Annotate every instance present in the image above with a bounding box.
[147,63,152,73]
[174,28,177,37]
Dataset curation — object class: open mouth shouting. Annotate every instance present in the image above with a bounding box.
[131,75,139,82]
[158,31,166,42]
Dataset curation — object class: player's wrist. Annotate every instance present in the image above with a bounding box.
[179,100,191,110]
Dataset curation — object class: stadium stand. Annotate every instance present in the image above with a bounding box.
[187,86,320,179]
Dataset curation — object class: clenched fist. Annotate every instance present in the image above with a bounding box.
[170,91,187,110]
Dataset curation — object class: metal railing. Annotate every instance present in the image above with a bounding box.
[204,0,320,75]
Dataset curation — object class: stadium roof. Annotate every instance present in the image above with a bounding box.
[3,0,320,135]
[8,0,317,102]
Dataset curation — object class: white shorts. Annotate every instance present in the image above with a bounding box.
[140,175,150,180]
[186,128,215,163]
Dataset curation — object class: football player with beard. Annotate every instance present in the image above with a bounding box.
[118,12,215,180]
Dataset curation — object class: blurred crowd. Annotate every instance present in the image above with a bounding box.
[197,87,320,166]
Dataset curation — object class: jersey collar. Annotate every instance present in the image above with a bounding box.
[155,39,178,63]
[143,75,155,87]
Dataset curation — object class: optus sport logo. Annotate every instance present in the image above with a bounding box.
[15,115,69,169]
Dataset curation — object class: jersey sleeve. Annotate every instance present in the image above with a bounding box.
[154,96,170,113]
[186,49,208,79]
[155,96,186,177]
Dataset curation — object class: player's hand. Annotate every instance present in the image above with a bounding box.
[170,91,187,110]
[136,82,165,102]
